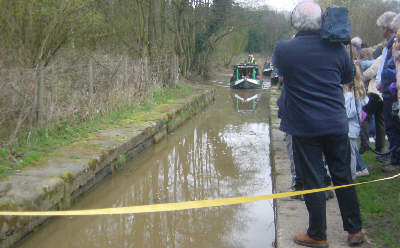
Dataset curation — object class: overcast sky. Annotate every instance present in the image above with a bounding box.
[237,0,400,11]
[235,0,302,11]
[265,0,302,11]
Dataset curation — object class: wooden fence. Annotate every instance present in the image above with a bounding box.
[0,54,179,145]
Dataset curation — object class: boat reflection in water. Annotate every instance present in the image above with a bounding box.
[231,89,261,113]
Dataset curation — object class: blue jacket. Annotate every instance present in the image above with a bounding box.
[277,88,288,133]
[381,35,396,100]
[344,91,369,138]
[273,30,353,137]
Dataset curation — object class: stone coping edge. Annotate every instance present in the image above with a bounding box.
[268,88,279,248]
[0,87,215,248]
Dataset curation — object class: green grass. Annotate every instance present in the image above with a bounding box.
[356,149,400,247]
[0,83,193,177]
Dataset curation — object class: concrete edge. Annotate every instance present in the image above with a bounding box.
[0,87,215,248]
[267,87,278,248]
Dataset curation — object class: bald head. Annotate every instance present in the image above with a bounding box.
[291,1,322,31]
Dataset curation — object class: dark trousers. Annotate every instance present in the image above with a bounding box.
[361,93,385,152]
[383,97,400,164]
[292,134,362,240]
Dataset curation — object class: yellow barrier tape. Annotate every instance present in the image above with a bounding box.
[0,173,399,216]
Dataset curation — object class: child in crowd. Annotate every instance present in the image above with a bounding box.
[344,66,370,179]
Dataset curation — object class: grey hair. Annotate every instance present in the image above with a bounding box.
[351,37,362,48]
[391,13,400,30]
[377,11,397,29]
[291,1,322,31]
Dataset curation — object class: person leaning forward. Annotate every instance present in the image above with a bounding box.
[272,1,364,247]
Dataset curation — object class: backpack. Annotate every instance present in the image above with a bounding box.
[320,7,351,44]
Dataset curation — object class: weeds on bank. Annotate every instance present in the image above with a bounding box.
[0,83,193,177]
[357,151,400,248]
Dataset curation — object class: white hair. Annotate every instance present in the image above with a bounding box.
[377,11,397,29]
[351,37,362,48]
[391,13,400,30]
[291,1,322,31]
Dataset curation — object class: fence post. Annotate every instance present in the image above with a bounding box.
[144,57,149,84]
[88,58,94,101]
[175,55,179,82]
[124,56,129,85]
[37,68,45,128]
[140,57,145,93]
[176,56,179,81]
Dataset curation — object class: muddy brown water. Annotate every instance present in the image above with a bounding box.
[18,84,274,248]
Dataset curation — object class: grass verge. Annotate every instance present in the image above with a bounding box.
[357,149,400,247]
[0,83,193,177]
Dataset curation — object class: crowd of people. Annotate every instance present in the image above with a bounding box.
[272,0,400,247]
[353,10,400,173]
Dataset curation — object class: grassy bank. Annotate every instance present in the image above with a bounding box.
[0,83,193,178]
[357,151,400,248]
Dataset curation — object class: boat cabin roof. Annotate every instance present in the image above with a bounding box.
[233,64,258,69]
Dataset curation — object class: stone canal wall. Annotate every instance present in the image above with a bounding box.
[0,87,215,248]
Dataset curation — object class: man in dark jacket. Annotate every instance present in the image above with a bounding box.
[273,1,364,247]
[377,11,400,171]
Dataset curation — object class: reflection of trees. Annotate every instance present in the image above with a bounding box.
[85,127,247,248]
[20,89,272,248]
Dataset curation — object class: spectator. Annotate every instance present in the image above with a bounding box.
[359,47,375,72]
[375,11,396,90]
[376,12,400,171]
[344,65,369,179]
[359,48,374,61]
[359,55,386,155]
[393,16,400,123]
[273,1,364,247]
[351,36,363,58]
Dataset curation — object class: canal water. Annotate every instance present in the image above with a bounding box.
[18,82,274,248]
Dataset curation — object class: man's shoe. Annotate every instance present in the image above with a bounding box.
[347,231,365,246]
[376,154,391,163]
[294,233,329,248]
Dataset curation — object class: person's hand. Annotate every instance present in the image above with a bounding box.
[376,83,382,92]
[393,43,400,62]
[398,96,400,120]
